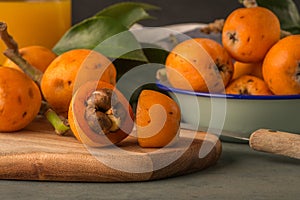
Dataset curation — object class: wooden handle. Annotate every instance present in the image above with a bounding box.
[249,129,300,159]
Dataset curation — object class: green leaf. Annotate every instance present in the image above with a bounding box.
[141,43,169,64]
[94,31,149,62]
[256,0,300,34]
[112,43,169,80]
[95,2,160,28]
[52,16,148,62]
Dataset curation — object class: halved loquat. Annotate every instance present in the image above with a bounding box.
[136,90,181,148]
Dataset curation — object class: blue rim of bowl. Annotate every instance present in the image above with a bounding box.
[156,81,300,100]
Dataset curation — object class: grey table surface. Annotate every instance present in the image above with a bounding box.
[1,142,299,200]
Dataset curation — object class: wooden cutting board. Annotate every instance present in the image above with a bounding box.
[0,117,222,182]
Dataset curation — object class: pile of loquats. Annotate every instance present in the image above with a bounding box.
[165,6,300,96]
[0,28,180,148]
[1,5,300,150]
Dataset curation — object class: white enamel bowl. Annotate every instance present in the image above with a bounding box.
[156,81,300,139]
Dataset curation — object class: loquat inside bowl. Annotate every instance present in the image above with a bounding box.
[156,81,300,140]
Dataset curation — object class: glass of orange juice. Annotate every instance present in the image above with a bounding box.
[0,0,71,64]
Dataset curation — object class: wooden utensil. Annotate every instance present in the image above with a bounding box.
[216,129,300,159]
[181,123,300,159]
[249,129,300,159]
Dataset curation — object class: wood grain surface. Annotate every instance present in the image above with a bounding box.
[250,129,300,159]
[0,117,222,182]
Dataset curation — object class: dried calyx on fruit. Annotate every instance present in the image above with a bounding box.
[84,88,126,135]
[68,81,134,147]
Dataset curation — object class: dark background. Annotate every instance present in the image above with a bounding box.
[71,0,243,26]
[72,0,300,26]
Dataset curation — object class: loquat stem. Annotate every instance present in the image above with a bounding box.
[0,22,43,86]
[44,108,70,136]
[156,68,168,82]
[0,22,18,51]
[239,0,258,8]
[200,1,256,34]
[0,21,70,135]
[280,29,292,38]
[200,19,224,34]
